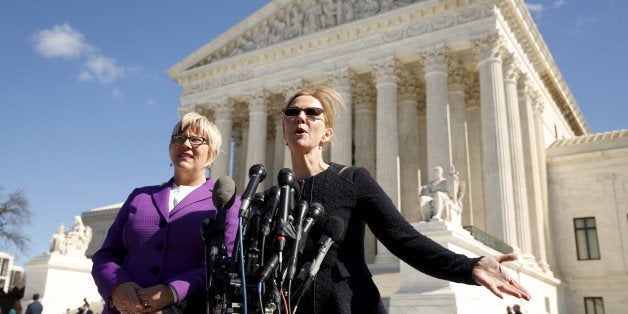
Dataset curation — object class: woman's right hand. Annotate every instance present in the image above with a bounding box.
[111,282,145,314]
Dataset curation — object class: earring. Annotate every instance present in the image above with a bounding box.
[169,163,173,167]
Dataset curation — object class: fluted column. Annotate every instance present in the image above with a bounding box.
[422,46,452,173]
[372,56,400,208]
[519,79,546,270]
[397,66,420,222]
[503,58,531,256]
[353,78,377,263]
[448,61,472,220]
[466,101,484,228]
[330,68,353,165]
[532,97,552,272]
[353,79,376,175]
[212,99,233,179]
[245,90,268,174]
[473,34,517,245]
[372,56,400,266]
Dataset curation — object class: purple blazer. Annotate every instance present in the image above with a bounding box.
[91,178,239,313]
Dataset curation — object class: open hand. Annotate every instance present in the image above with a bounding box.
[472,253,531,301]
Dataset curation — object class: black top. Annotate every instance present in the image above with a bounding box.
[295,163,480,314]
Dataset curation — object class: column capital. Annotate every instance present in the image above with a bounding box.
[448,59,468,92]
[472,33,504,63]
[503,54,521,83]
[353,79,376,111]
[370,55,398,84]
[246,89,270,112]
[396,66,419,103]
[421,45,450,73]
[214,101,234,120]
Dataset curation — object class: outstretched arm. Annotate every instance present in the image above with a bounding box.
[472,253,531,301]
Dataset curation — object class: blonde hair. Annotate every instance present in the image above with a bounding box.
[171,112,222,168]
[284,84,346,147]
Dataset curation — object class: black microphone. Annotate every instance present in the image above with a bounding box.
[292,216,346,304]
[298,202,325,252]
[287,200,308,281]
[239,164,267,218]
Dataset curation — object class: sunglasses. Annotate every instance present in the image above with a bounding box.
[282,107,325,117]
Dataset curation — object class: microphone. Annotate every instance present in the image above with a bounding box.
[287,200,308,281]
[292,216,346,304]
[298,202,325,252]
[207,176,237,246]
[239,164,267,219]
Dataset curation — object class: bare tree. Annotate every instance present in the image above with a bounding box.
[0,186,32,253]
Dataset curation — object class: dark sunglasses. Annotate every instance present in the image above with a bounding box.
[282,107,325,117]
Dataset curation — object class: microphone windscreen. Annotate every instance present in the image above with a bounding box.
[321,216,346,242]
[212,175,236,210]
[249,164,267,181]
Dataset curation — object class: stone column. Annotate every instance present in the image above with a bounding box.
[473,34,517,245]
[330,68,353,165]
[519,79,546,270]
[532,97,552,272]
[212,99,233,179]
[503,57,531,255]
[245,90,269,175]
[353,79,376,175]
[448,60,472,220]
[353,78,377,263]
[466,101,484,229]
[371,56,400,266]
[397,66,420,222]
[422,46,452,173]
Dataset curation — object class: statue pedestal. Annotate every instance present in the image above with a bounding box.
[388,221,560,314]
[23,253,101,314]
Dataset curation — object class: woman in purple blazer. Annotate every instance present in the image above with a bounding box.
[92,112,239,314]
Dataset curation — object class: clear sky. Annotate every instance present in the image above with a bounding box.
[1,0,626,266]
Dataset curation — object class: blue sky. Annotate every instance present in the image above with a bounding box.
[1,1,626,266]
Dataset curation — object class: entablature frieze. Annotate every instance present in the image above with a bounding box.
[175,2,497,96]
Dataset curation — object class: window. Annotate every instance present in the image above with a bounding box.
[584,297,604,314]
[0,258,8,276]
[574,217,600,260]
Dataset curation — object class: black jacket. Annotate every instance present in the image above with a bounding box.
[294,163,480,314]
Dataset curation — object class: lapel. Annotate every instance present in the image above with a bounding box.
[152,178,174,222]
[169,178,215,217]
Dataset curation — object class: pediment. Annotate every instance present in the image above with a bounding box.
[168,0,425,75]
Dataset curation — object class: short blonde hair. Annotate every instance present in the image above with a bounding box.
[284,84,346,147]
[171,112,222,168]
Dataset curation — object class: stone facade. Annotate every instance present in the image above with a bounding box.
[547,130,628,314]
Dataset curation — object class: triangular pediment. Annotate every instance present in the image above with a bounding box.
[168,0,425,75]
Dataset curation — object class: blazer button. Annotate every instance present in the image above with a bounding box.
[150,266,160,275]
[155,242,164,252]
[159,221,167,228]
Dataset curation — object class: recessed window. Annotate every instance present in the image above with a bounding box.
[574,217,601,260]
[584,297,604,314]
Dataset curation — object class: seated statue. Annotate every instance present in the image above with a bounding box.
[65,215,92,257]
[49,224,67,254]
[417,166,465,225]
[48,216,92,257]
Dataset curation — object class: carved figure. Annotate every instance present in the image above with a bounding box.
[49,224,66,254]
[64,215,93,256]
[321,0,338,28]
[417,166,464,225]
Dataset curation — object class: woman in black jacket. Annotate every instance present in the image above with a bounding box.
[281,84,530,313]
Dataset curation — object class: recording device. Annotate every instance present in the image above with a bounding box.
[204,164,340,314]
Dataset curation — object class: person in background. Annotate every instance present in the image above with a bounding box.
[7,300,21,314]
[24,294,42,314]
[92,112,240,314]
[506,305,514,314]
[513,304,523,314]
[280,84,531,313]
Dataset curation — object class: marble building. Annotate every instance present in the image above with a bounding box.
[82,0,627,313]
